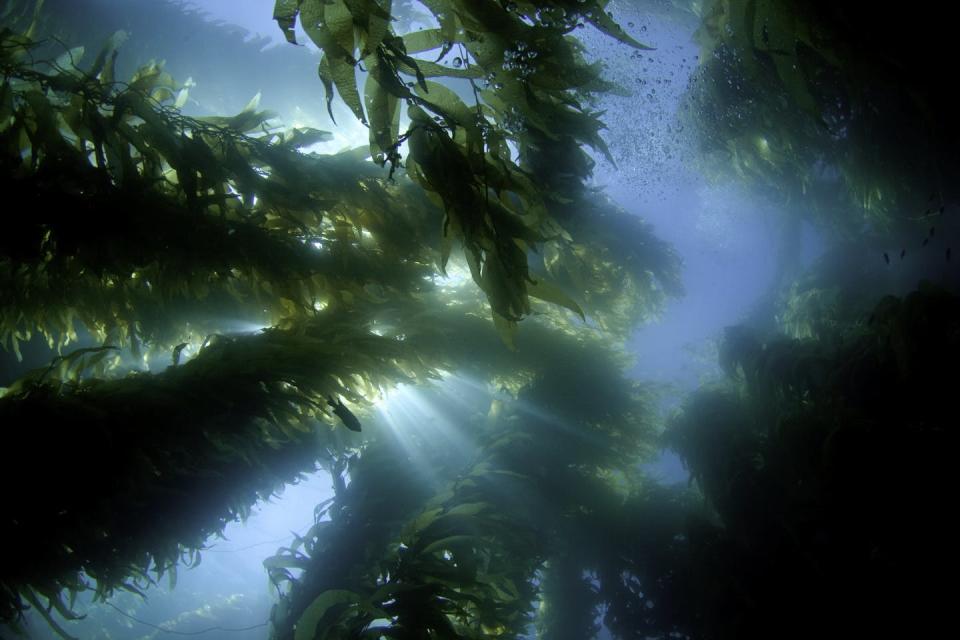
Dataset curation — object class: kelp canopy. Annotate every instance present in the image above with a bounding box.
[2,0,958,639]
[680,0,960,252]
[0,0,680,636]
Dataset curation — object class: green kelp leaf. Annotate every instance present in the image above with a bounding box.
[295,590,363,640]
[312,0,366,123]
[439,216,454,275]
[0,81,14,129]
[21,591,78,640]
[443,502,490,518]
[414,81,476,132]
[364,70,400,161]
[402,28,446,55]
[398,57,483,80]
[420,0,457,45]
[282,126,334,149]
[273,0,300,44]
[127,60,166,94]
[352,0,393,21]
[201,92,277,132]
[492,311,517,351]
[317,55,338,123]
[380,35,428,91]
[173,87,189,109]
[528,277,586,322]
[329,55,366,123]
[357,0,393,57]
[52,46,85,75]
[298,0,326,48]
[586,10,655,50]
[771,51,818,114]
[10,346,122,389]
[421,535,478,555]
[406,506,445,537]
[89,30,127,79]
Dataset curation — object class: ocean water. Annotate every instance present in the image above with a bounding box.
[2,1,956,638]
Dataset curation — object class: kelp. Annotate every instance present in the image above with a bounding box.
[264,318,659,640]
[0,1,685,635]
[658,285,958,638]
[0,28,447,359]
[540,194,684,336]
[682,0,960,239]
[1,6,679,358]
[9,0,324,122]
[271,0,667,332]
[0,307,443,627]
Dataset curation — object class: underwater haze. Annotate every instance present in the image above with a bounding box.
[1,0,957,639]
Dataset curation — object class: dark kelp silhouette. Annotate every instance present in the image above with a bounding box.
[1,1,958,639]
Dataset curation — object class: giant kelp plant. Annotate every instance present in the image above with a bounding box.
[661,285,957,639]
[0,0,682,637]
[2,0,958,639]
[682,0,960,231]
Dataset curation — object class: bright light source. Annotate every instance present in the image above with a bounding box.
[372,378,480,478]
[225,321,271,333]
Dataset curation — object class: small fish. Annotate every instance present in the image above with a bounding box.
[948,248,953,262]
[328,395,362,432]
[939,206,945,214]
[900,249,906,260]
[930,226,936,237]
[922,238,929,247]
[883,252,890,265]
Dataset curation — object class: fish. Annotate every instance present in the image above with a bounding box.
[900,249,906,260]
[948,248,953,262]
[883,252,890,264]
[922,238,929,247]
[328,395,362,432]
[930,226,936,237]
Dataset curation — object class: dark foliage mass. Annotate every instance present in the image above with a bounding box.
[662,286,956,639]
[1,0,958,639]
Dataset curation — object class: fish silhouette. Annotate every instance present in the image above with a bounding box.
[328,395,362,432]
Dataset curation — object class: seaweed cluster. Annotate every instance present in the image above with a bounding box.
[0,0,681,634]
[2,0,958,638]
[660,285,957,639]
[683,0,960,236]
[269,284,959,640]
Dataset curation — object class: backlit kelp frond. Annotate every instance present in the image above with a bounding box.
[0,308,444,625]
[0,33,447,359]
[683,0,959,238]
[542,193,685,337]
[1,16,679,366]
[0,269,663,629]
[0,5,684,635]
[272,0,664,330]
[265,324,660,640]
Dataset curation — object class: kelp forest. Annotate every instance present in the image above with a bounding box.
[0,0,956,638]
